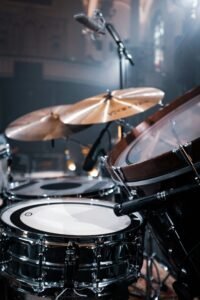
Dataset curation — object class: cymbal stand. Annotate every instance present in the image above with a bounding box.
[115,118,134,133]
[143,225,162,300]
[95,10,134,139]
[105,21,134,89]
[106,20,134,139]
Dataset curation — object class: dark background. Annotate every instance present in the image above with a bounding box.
[0,0,199,175]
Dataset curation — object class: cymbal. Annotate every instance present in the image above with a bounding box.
[5,105,90,141]
[60,87,165,125]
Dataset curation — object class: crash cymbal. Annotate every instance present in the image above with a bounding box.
[60,87,165,125]
[5,105,90,141]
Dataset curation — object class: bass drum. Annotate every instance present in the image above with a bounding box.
[106,86,200,298]
[0,198,144,298]
[5,176,118,204]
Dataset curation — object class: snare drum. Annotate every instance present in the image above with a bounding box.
[0,198,144,297]
[0,136,10,194]
[5,176,117,204]
[106,86,200,298]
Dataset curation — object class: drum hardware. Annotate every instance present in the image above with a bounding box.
[55,287,88,299]
[37,237,47,293]
[142,227,162,300]
[111,166,137,201]
[0,230,10,272]
[64,242,79,288]
[173,143,200,185]
[101,156,136,201]
[115,118,134,133]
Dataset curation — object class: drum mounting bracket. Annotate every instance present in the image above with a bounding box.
[173,143,200,185]
[111,166,137,200]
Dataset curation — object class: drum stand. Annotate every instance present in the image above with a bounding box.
[141,225,173,300]
[143,227,160,300]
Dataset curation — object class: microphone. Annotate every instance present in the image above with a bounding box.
[83,123,110,172]
[106,22,134,65]
[74,13,105,35]
[114,193,163,216]
[83,145,105,172]
[114,183,200,216]
[83,133,106,172]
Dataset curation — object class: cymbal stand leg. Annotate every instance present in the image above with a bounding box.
[143,226,160,300]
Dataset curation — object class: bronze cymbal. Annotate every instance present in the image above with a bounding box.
[5,105,90,141]
[60,87,165,125]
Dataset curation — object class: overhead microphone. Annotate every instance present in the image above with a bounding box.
[74,13,106,35]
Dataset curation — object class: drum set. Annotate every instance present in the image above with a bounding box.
[0,86,200,300]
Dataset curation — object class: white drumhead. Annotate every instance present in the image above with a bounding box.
[1,198,131,236]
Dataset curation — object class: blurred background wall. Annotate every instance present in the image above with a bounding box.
[0,0,199,176]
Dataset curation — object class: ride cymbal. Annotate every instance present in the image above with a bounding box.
[60,87,165,125]
[5,105,90,141]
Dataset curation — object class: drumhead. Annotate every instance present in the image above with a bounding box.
[107,86,200,185]
[0,198,133,236]
[6,176,116,198]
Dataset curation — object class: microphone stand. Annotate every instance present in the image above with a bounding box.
[105,21,134,139]
[105,22,134,89]
[83,122,112,172]
[95,10,134,140]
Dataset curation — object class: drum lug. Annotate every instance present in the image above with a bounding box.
[0,230,10,270]
[112,166,135,200]
[64,241,79,288]
[35,237,47,292]
[91,238,104,287]
[101,156,136,200]
[173,143,200,185]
